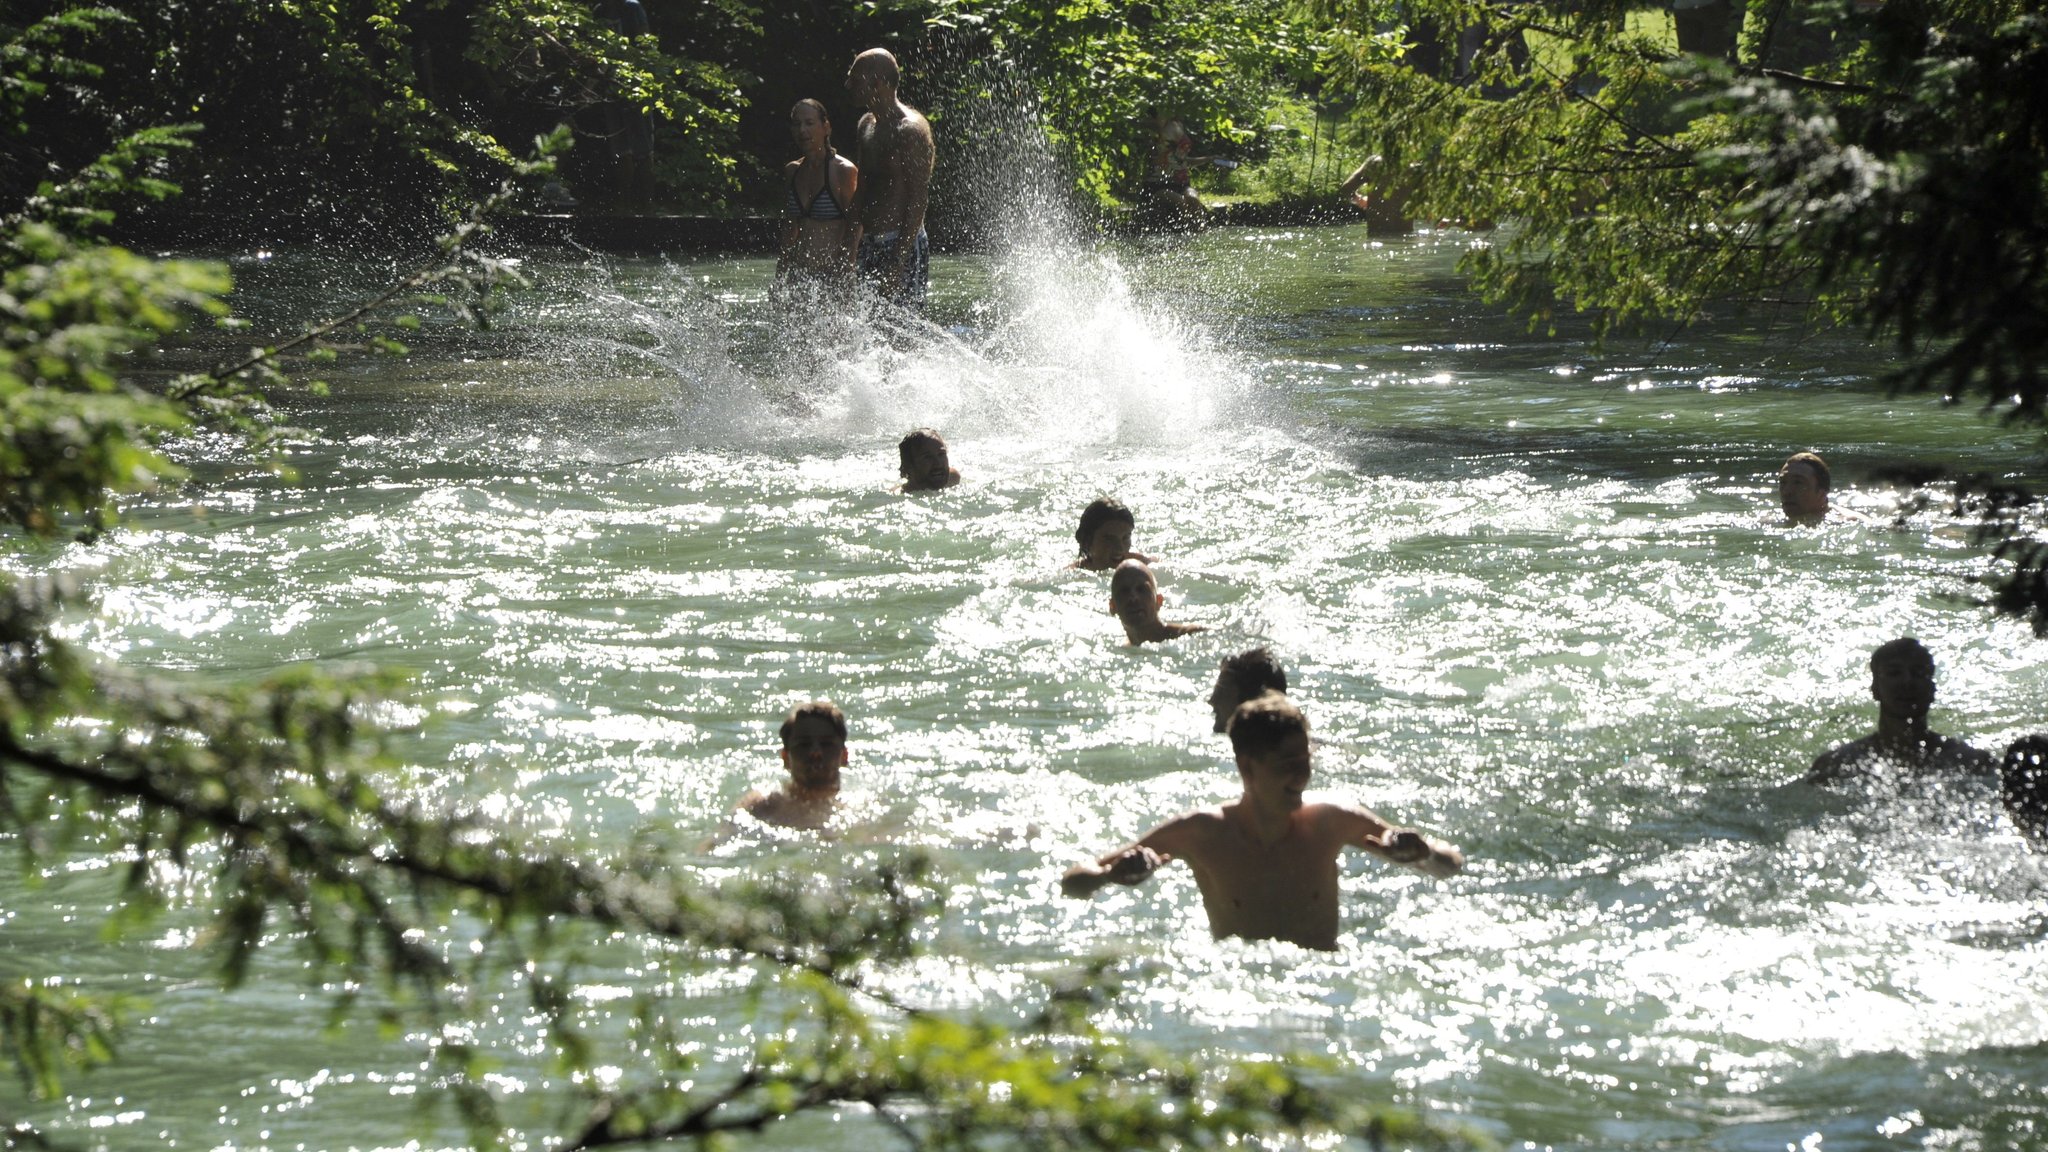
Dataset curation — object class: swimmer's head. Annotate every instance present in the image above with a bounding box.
[1108,558,1161,622]
[899,428,950,490]
[790,98,832,153]
[2001,735,2048,843]
[1211,647,1288,734]
[779,699,848,794]
[1227,695,1312,804]
[846,48,900,106]
[1868,637,1935,717]
[1779,452,1831,520]
[1075,498,1135,567]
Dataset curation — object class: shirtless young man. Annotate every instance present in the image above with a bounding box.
[1807,638,1994,782]
[1060,695,1464,951]
[1109,559,1204,644]
[897,428,960,492]
[846,48,935,310]
[736,700,848,830]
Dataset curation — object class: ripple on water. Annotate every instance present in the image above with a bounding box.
[14,232,2048,1150]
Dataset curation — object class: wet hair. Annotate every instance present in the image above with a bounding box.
[1781,451,1831,493]
[779,699,848,744]
[898,428,945,468]
[1870,637,1933,674]
[1227,693,1308,756]
[1218,647,1288,702]
[1075,498,1134,554]
[2002,735,2048,841]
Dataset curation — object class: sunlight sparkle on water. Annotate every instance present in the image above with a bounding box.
[15,225,2048,1152]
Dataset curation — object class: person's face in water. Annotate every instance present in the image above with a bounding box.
[901,441,949,488]
[1871,652,1936,719]
[1238,730,1312,812]
[790,104,828,156]
[1779,460,1828,519]
[780,714,847,794]
[1110,566,1161,620]
[1083,518,1133,568]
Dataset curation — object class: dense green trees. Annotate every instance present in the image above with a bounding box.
[2,0,752,225]
[2,0,1320,227]
[1322,0,2048,419]
[921,0,1314,206]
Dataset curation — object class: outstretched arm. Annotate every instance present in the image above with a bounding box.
[1060,843,1170,898]
[1374,826,1464,878]
[1060,818,1199,898]
[1327,804,1464,879]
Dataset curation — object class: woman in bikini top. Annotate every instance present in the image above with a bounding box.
[776,99,860,286]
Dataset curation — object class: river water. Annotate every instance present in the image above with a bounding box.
[5,223,2047,1150]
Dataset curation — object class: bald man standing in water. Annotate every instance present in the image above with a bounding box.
[1061,695,1463,951]
[1109,559,1205,644]
[846,48,935,311]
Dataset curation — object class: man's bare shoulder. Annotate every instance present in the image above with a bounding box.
[1139,806,1228,852]
[1930,733,1996,773]
[1809,735,1874,780]
[1299,799,1391,844]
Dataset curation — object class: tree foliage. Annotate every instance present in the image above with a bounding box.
[921,0,1316,206]
[0,0,752,224]
[1318,0,2048,409]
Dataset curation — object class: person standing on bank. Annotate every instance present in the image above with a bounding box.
[846,48,934,311]
[777,99,860,285]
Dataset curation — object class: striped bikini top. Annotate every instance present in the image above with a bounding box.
[785,165,848,221]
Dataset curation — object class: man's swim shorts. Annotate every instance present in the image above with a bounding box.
[857,228,930,311]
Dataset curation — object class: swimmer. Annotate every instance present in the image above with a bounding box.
[2001,735,2048,844]
[1807,638,1994,782]
[1071,497,1151,570]
[1208,647,1288,733]
[1060,694,1464,951]
[735,700,848,830]
[1109,559,1205,644]
[1779,451,1832,522]
[898,428,960,492]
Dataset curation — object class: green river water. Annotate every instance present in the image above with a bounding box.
[3,223,2046,1151]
